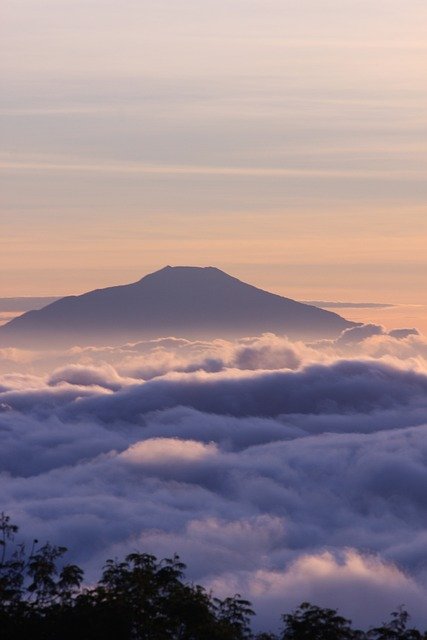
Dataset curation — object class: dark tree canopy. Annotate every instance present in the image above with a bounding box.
[1,514,426,640]
[280,602,362,640]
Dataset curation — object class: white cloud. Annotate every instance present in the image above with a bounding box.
[120,437,217,464]
[2,329,427,629]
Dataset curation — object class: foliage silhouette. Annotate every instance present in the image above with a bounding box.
[280,602,363,640]
[367,607,425,640]
[1,514,426,640]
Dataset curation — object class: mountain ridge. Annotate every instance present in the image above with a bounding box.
[0,266,357,347]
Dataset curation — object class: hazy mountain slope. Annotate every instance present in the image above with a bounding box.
[0,266,356,346]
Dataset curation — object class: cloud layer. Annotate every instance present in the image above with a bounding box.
[2,327,427,631]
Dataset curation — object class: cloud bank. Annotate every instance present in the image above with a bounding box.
[2,326,427,631]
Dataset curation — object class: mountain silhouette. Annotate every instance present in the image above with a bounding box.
[0,266,356,346]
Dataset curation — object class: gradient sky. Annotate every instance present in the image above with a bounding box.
[1,0,427,303]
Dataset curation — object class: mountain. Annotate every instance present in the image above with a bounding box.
[0,266,356,347]
[0,297,60,313]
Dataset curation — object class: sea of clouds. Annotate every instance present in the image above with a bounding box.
[2,325,427,632]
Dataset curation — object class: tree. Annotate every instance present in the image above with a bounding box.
[0,513,255,639]
[0,512,84,639]
[280,602,363,640]
[214,594,255,639]
[368,607,424,640]
[2,513,427,640]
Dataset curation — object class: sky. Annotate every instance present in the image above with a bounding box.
[3,3,427,629]
[1,0,427,304]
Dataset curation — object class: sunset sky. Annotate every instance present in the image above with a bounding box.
[4,3,427,630]
[2,0,426,303]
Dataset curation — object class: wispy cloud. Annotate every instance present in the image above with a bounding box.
[1,155,425,180]
[305,301,395,309]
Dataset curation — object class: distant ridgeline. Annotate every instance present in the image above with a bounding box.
[0,297,60,312]
[0,266,357,347]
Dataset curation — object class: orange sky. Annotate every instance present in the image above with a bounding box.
[1,0,426,304]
